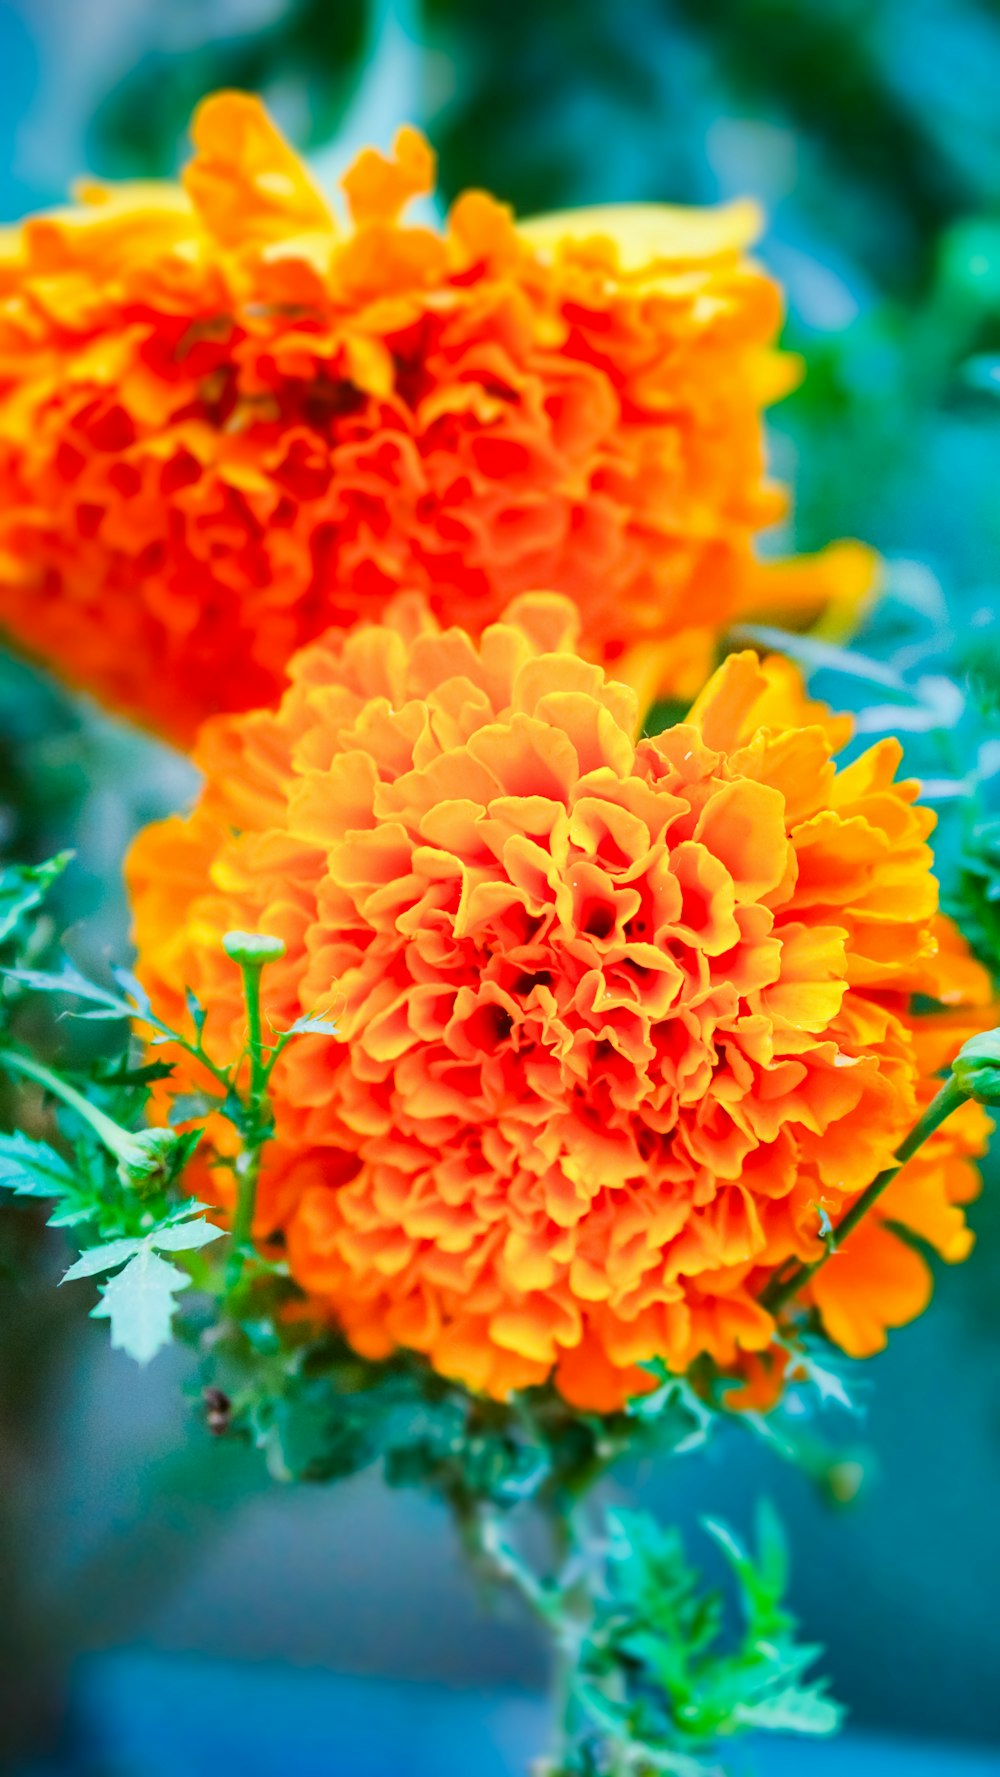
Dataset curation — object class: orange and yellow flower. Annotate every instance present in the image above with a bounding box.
[127,595,990,1412]
[0,92,873,745]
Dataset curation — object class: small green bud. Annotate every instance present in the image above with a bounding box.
[952,1029,1000,1107]
[116,1126,182,1190]
[222,931,286,967]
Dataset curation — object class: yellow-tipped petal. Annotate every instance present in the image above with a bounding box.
[519,198,763,270]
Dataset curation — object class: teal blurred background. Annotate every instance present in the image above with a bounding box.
[1,1,999,1770]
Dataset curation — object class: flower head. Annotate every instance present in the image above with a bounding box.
[0,93,873,744]
[127,594,989,1410]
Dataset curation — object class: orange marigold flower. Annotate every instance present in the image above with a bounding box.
[0,92,874,745]
[126,594,990,1412]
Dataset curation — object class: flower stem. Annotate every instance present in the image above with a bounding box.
[762,1072,968,1315]
[223,937,281,1288]
[0,1047,138,1163]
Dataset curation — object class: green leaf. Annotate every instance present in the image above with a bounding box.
[700,1516,747,1574]
[92,1057,175,1087]
[110,965,153,1021]
[2,961,134,1019]
[90,1247,190,1364]
[0,1129,75,1197]
[168,1090,223,1125]
[0,853,73,945]
[282,1013,339,1038]
[734,1686,841,1735]
[587,1502,841,1758]
[184,986,208,1041]
[47,1204,95,1229]
[157,1198,216,1227]
[151,1217,223,1253]
[61,1236,145,1282]
[753,1499,789,1605]
[800,1356,853,1412]
[629,1365,715,1454]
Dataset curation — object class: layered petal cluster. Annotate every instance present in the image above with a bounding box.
[127,596,990,1411]
[0,93,873,744]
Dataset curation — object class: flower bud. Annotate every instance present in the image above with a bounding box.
[222,931,286,967]
[952,1029,1000,1106]
[115,1126,183,1189]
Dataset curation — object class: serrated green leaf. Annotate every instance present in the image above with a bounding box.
[61,1236,144,1282]
[92,1057,175,1087]
[0,1129,75,1197]
[47,1205,94,1229]
[0,853,73,945]
[90,1247,190,1364]
[283,1014,339,1038]
[152,1217,223,1253]
[733,1686,841,1735]
[587,1501,840,1759]
[158,1198,215,1226]
[3,961,133,1018]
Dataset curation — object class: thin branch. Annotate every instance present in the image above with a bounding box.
[762,1072,967,1315]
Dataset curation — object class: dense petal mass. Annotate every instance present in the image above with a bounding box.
[0,92,874,744]
[127,596,990,1411]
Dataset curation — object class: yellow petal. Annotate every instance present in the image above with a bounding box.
[519,199,764,270]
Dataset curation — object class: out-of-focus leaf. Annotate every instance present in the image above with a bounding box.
[2,960,135,1019]
[582,1502,841,1759]
[90,1247,191,1365]
[0,853,72,946]
[0,1130,75,1197]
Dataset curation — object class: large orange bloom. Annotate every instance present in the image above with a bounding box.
[0,93,873,745]
[127,595,990,1412]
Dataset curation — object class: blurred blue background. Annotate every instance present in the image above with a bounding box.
[1,1,999,1771]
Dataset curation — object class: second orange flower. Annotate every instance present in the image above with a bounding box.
[127,596,990,1412]
[0,93,873,743]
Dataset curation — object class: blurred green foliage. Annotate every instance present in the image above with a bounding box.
[93,0,370,173]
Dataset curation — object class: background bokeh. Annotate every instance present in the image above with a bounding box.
[1,0,999,1769]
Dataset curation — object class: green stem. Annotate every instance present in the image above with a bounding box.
[762,1073,968,1315]
[472,1509,558,1626]
[0,1048,140,1165]
[226,959,272,1286]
